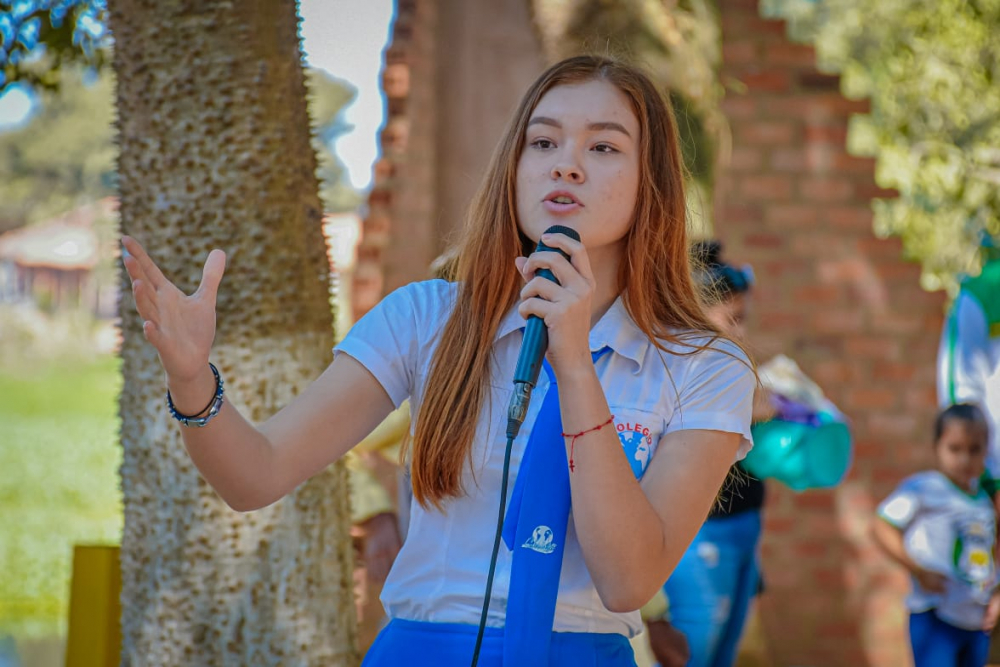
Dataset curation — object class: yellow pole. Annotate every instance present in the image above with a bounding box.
[65,545,120,667]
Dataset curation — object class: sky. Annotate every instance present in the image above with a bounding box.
[0,0,395,192]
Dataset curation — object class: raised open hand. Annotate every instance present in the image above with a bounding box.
[121,236,226,384]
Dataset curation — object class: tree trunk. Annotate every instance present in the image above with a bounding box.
[109,1,358,664]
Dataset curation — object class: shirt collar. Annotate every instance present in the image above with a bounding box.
[494,295,649,373]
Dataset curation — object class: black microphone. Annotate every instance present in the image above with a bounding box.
[506,224,581,440]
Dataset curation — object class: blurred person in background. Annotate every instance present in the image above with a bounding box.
[938,233,1000,662]
[650,240,770,667]
[872,403,999,667]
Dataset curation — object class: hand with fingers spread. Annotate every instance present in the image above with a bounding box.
[515,231,595,377]
[121,235,227,385]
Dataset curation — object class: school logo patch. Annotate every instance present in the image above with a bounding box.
[616,419,653,478]
[522,525,556,554]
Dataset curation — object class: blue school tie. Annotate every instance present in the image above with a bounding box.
[502,349,608,666]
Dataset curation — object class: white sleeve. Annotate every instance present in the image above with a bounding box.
[334,283,425,408]
[938,291,991,407]
[877,479,922,529]
[663,339,756,458]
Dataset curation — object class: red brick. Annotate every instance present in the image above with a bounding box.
[723,40,760,63]
[765,203,816,229]
[804,142,835,173]
[755,259,808,279]
[825,205,873,230]
[811,360,856,385]
[727,146,765,171]
[812,309,865,334]
[848,388,900,411]
[871,313,923,335]
[744,233,786,248]
[799,176,853,201]
[717,0,760,12]
[855,181,899,200]
[764,93,870,118]
[382,62,410,98]
[804,125,849,144]
[716,203,763,226]
[741,174,794,200]
[792,284,841,303]
[721,14,788,38]
[872,361,917,382]
[739,69,793,93]
[769,148,807,171]
[791,232,854,256]
[764,42,817,66]
[794,492,836,511]
[815,257,872,284]
[867,413,919,438]
[735,120,798,145]
[834,153,877,173]
[843,335,900,358]
[719,95,758,119]
[794,540,831,558]
[759,310,806,329]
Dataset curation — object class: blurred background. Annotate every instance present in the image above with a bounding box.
[0,0,997,665]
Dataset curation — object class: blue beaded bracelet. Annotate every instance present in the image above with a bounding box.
[166,362,225,427]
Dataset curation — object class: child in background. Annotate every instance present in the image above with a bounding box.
[872,403,1000,667]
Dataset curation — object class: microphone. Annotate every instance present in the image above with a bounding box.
[506,224,581,440]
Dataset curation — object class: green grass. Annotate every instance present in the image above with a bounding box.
[0,355,123,638]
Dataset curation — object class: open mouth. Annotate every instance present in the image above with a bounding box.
[544,191,583,208]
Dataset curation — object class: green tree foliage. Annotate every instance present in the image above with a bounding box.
[0,0,109,92]
[0,66,359,234]
[763,0,1000,291]
[0,67,114,231]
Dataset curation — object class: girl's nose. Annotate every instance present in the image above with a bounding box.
[551,162,584,183]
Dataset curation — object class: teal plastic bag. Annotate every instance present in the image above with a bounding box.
[744,415,852,491]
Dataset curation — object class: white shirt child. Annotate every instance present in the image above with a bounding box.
[335,280,755,637]
[877,470,997,630]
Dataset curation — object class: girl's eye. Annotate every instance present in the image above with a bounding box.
[593,143,618,154]
[530,138,555,150]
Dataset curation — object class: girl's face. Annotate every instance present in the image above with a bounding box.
[515,79,640,258]
[935,419,988,489]
[704,293,749,340]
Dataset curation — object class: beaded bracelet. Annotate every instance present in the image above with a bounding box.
[563,415,615,473]
[166,362,225,428]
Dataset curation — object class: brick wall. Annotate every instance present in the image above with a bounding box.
[353,0,542,319]
[715,2,946,665]
[353,0,436,320]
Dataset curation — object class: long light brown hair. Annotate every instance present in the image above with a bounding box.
[408,55,731,508]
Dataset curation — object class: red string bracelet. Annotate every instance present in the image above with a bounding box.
[562,415,615,472]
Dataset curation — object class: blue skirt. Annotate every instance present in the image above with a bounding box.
[362,618,637,667]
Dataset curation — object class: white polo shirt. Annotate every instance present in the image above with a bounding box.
[335,279,754,637]
[878,471,997,630]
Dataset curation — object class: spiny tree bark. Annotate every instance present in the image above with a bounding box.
[110,1,358,664]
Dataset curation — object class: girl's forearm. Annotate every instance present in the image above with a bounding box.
[168,370,281,511]
[557,366,671,612]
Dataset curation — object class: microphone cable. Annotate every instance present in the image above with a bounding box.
[471,394,534,667]
[470,432,516,667]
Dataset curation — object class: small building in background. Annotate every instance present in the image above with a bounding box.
[0,198,118,317]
